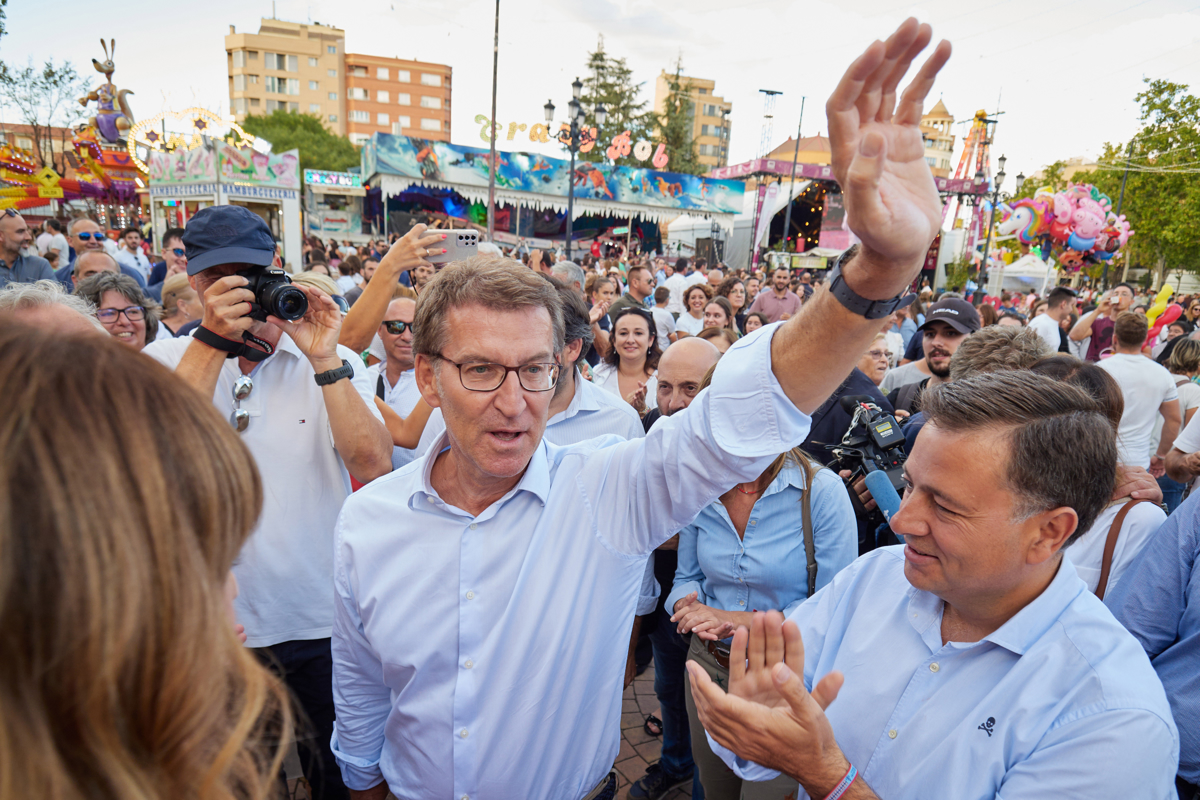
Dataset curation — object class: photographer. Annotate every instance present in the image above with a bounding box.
[144,205,391,800]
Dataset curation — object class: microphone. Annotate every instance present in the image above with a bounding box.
[864,470,904,523]
[838,395,877,414]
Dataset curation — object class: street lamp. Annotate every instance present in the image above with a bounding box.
[546,77,606,261]
[979,156,1028,298]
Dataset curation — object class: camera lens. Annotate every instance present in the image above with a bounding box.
[264,284,308,322]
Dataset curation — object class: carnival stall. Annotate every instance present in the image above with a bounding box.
[140,108,302,268]
[305,170,367,243]
[361,132,744,250]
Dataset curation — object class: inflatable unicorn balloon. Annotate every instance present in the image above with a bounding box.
[998,197,1050,245]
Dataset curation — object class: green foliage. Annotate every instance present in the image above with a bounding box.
[576,38,657,168]
[239,110,360,175]
[944,255,972,291]
[0,56,86,171]
[654,59,704,176]
[1073,79,1200,281]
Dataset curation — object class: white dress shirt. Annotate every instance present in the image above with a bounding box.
[591,361,658,410]
[710,547,1178,798]
[144,333,383,647]
[330,325,811,799]
[366,363,423,470]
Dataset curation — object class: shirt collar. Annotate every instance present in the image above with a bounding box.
[548,370,600,426]
[759,458,809,499]
[409,429,553,512]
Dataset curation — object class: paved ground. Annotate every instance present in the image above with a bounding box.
[284,654,692,800]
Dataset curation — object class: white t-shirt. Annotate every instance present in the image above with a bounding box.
[676,311,706,337]
[1152,377,1200,455]
[143,333,384,647]
[38,232,68,259]
[1098,353,1179,468]
[662,274,687,314]
[336,275,357,294]
[1169,410,1200,492]
[651,307,676,352]
[880,359,930,394]
[366,363,424,471]
[591,361,657,410]
[1028,313,1062,353]
[1066,500,1166,596]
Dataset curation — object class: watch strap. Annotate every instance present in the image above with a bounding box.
[826,247,916,320]
[314,358,354,386]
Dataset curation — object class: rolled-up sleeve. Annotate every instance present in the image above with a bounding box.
[330,511,393,791]
[580,324,812,557]
[636,556,660,616]
[705,734,783,782]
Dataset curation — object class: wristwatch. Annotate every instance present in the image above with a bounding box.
[313,359,354,386]
[826,247,916,320]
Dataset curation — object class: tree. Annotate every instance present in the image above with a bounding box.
[239,110,361,176]
[574,37,658,169]
[1073,79,1200,286]
[654,59,703,176]
[0,57,87,173]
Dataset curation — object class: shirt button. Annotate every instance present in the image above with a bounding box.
[470,523,478,530]
[464,659,474,669]
[738,600,745,606]
[459,728,469,738]
[750,520,757,525]
[465,591,475,600]
[888,729,898,739]
[462,796,469,800]
[929,662,940,673]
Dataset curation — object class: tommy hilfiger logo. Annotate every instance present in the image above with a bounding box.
[978,717,996,737]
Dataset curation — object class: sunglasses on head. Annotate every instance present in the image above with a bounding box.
[2,208,17,218]
[383,320,414,335]
[77,232,106,241]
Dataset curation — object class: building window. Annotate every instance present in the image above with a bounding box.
[249,97,260,107]
[420,73,441,87]
[699,144,710,156]
[265,76,281,93]
[309,103,321,112]
[925,156,937,166]
[377,112,390,125]
[699,88,707,94]
[349,87,368,100]
[377,67,389,80]
[397,70,411,82]
[264,52,277,70]
[232,97,248,114]
[266,99,280,112]
[288,102,298,112]
[349,110,369,123]
[233,50,245,68]
[396,115,411,129]
[309,80,319,90]
[397,93,411,105]
[328,68,337,77]
[419,96,442,110]
[377,90,390,103]
[349,132,370,145]
[420,117,441,131]
[233,74,246,91]
[286,55,298,71]
[328,92,338,100]
[329,114,338,122]
[16,136,33,150]
[350,66,368,77]
[248,74,258,84]
[288,78,300,95]
[308,57,319,67]
[327,45,337,54]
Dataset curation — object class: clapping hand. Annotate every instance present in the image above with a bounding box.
[589,300,611,324]
[827,18,951,296]
[687,612,852,795]
[626,380,648,413]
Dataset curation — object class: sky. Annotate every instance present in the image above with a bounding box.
[3,0,1200,185]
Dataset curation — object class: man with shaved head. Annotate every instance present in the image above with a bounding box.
[71,250,121,286]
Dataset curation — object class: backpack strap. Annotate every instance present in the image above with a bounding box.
[1095,499,1147,600]
[802,473,817,598]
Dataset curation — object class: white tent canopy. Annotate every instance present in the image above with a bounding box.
[986,254,1059,296]
[668,180,812,271]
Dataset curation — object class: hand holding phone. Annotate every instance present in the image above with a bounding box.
[427,230,479,268]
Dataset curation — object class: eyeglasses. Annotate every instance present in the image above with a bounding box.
[95,305,146,324]
[170,248,187,257]
[231,375,253,432]
[436,355,561,392]
[77,232,107,241]
[383,320,414,335]
[866,349,890,360]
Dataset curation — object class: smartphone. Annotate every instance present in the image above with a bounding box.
[427,230,479,268]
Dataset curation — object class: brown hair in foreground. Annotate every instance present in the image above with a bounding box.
[0,325,290,800]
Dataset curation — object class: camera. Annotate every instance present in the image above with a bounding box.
[824,395,907,521]
[239,267,308,322]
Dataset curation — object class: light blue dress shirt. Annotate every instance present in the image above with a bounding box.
[666,461,856,620]
[330,325,811,800]
[1107,490,1200,784]
[710,547,1178,799]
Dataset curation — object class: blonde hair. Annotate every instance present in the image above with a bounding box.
[0,325,290,800]
[292,270,342,297]
[160,273,196,316]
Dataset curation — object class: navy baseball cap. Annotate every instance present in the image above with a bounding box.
[919,298,981,335]
[182,205,276,275]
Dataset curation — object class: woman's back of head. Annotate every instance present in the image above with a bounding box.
[0,325,289,800]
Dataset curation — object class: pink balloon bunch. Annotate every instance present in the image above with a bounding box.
[1046,183,1133,264]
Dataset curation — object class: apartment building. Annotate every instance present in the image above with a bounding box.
[344,55,451,145]
[226,20,347,134]
[652,71,731,168]
[920,99,956,178]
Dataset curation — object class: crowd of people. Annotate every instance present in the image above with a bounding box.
[2,18,1199,800]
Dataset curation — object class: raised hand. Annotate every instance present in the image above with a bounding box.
[589,300,611,324]
[378,223,445,278]
[827,19,951,294]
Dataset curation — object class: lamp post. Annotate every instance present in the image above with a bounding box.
[545,78,606,262]
[979,154,1006,296]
